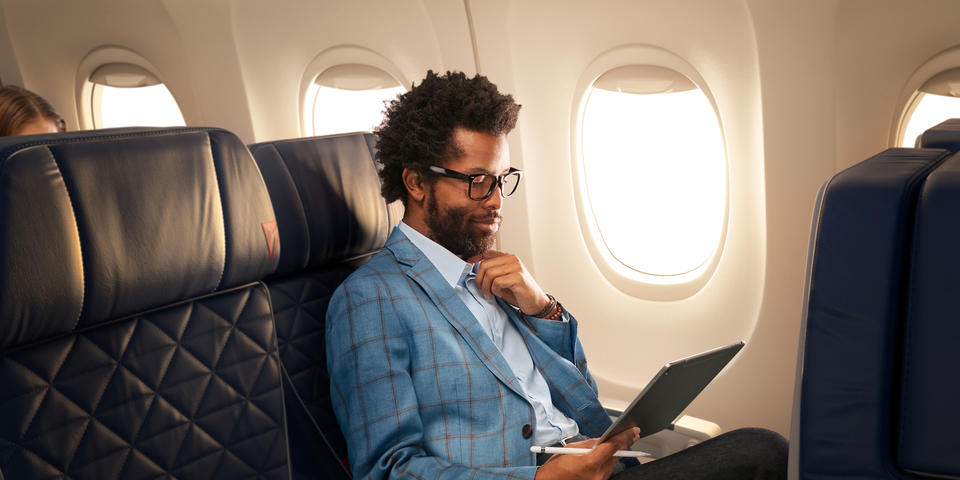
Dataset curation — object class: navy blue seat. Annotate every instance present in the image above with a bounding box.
[919,118,960,153]
[249,133,402,479]
[794,145,960,478]
[0,127,290,478]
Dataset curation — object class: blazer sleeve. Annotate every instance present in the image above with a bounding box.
[522,308,597,394]
[326,277,539,480]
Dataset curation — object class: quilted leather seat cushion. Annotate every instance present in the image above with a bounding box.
[0,128,279,349]
[271,266,359,469]
[0,283,289,479]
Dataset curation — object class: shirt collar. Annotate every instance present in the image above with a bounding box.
[398,221,471,288]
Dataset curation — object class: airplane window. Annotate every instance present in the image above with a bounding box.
[581,65,726,276]
[900,67,960,147]
[90,63,185,128]
[901,95,960,147]
[309,64,404,136]
[95,85,186,128]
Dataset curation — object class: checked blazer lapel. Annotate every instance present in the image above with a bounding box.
[384,228,527,399]
[498,298,612,436]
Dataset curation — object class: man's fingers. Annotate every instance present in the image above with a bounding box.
[562,438,599,449]
[481,265,519,296]
[477,262,520,297]
[474,253,516,277]
[592,428,641,457]
[471,251,550,314]
[490,273,523,299]
[535,435,638,480]
[562,430,640,459]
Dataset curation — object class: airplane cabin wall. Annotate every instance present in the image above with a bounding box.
[228,0,477,143]
[470,0,960,436]
[3,0,960,440]
[0,0,483,144]
[0,2,21,87]
[713,0,838,436]
[0,0,256,140]
[472,0,791,436]
[836,0,960,169]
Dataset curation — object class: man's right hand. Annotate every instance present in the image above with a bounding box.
[534,428,641,480]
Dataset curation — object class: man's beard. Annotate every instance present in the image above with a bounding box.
[425,187,499,259]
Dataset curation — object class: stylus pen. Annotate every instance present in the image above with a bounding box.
[530,446,650,458]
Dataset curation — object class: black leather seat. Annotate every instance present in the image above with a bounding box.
[794,145,960,478]
[0,127,290,478]
[249,133,402,479]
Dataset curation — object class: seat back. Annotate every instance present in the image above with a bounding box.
[249,132,401,479]
[0,127,289,479]
[792,145,960,479]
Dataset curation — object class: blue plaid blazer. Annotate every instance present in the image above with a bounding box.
[326,227,613,479]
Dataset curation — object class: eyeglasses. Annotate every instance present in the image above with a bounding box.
[427,166,523,200]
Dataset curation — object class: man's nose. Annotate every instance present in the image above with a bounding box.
[482,185,503,209]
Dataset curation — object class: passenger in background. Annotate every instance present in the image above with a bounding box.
[326,70,787,480]
[0,85,66,136]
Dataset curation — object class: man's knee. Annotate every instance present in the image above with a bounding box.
[722,427,788,475]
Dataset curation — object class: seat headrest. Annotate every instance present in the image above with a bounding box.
[919,118,960,153]
[0,127,278,350]
[249,132,402,277]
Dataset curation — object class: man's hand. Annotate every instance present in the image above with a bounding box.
[534,428,641,480]
[470,250,551,316]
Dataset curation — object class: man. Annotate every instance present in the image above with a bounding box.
[326,71,787,480]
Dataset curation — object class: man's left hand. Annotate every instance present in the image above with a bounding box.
[470,250,552,316]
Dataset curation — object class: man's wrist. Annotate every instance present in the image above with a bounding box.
[532,294,557,317]
[530,294,563,320]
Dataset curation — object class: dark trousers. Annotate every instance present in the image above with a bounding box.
[611,428,788,480]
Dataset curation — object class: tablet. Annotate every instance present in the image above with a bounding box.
[594,341,745,444]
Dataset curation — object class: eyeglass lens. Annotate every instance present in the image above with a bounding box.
[469,172,521,200]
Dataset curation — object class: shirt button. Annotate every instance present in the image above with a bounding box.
[522,424,533,438]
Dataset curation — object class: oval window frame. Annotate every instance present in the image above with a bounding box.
[76,46,187,130]
[299,46,407,137]
[571,45,729,300]
[893,46,960,147]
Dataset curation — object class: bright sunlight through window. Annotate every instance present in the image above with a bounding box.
[901,93,960,147]
[97,84,186,128]
[582,84,726,276]
[311,86,404,136]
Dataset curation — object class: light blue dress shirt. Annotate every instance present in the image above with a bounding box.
[398,222,579,445]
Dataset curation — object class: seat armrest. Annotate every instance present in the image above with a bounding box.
[670,414,722,442]
[629,415,722,459]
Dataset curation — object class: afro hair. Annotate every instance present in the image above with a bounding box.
[374,70,521,205]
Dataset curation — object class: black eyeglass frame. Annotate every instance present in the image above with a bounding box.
[427,165,524,200]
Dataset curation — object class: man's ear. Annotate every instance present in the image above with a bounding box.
[402,167,427,204]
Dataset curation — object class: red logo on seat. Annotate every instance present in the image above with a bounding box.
[261,220,279,260]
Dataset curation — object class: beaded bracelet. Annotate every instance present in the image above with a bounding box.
[545,301,564,321]
[533,294,557,318]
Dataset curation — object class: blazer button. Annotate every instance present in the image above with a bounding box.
[521,424,533,438]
